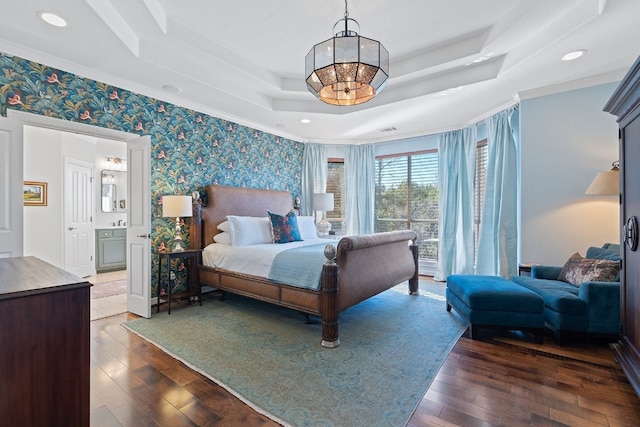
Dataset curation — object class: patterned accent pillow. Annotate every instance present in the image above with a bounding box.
[558,252,621,286]
[267,210,303,244]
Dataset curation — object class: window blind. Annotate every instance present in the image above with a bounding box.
[326,161,346,233]
[474,140,488,257]
[375,150,439,262]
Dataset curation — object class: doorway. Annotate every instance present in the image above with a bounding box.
[22,125,126,274]
[10,109,152,318]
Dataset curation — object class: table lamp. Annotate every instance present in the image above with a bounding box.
[162,195,192,251]
[313,193,334,235]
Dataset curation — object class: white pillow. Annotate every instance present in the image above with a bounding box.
[226,215,273,246]
[217,220,231,232]
[297,216,318,240]
[213,232,231,245]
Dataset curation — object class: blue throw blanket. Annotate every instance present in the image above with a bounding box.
[268,243,329,290]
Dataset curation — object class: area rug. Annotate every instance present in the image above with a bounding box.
[123,284,466,427]
[91,279,126,299]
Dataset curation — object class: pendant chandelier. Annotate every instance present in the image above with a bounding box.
[305,0,389,106]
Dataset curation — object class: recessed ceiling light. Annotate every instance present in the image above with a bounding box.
[300,119,311,124]
[39,11,67,27]
[562,50,587,61]
[162,84,182,94]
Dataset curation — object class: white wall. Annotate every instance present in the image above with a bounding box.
[23,127,96,267]
[23,126,64,267]
[520,82,620,266]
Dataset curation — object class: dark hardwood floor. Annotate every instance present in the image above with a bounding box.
[91,298,640,426]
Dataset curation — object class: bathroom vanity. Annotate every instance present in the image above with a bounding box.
[95,228,126,272]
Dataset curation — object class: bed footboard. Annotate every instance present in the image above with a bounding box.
[320,230,418,348]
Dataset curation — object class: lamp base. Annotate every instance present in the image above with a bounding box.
[316,219,332,236]
[173,216,186,251]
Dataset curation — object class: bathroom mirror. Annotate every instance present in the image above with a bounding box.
[101,169,127,213]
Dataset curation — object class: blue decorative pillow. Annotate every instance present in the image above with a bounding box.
[267,210,302,243]
[586,245,621,261]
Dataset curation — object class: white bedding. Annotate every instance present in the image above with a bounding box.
[202,238,328,278]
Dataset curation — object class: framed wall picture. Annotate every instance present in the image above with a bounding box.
[24,181,48,206]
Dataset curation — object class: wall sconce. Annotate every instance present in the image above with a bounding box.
[106,156,127,171]
[585,161,619,195]
[101,171,115,184]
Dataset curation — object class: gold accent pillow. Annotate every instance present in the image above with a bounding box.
[558,252,621,286]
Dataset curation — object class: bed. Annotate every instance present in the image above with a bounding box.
[189,185,419,347]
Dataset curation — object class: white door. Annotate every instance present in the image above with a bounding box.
[64,158,93,276]
[0,117,23,258]
[127,135,151,317]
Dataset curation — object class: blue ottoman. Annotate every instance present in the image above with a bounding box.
[446,275,545,343]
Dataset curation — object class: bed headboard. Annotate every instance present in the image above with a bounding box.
[190,185,294,249]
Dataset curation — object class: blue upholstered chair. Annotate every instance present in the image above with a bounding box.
[511,244,621,344]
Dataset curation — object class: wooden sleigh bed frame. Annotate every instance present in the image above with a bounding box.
[189,185,419,348]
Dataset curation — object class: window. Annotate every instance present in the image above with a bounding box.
[374,142,487,275]
[326,159,346,234]
[375,151,439,269]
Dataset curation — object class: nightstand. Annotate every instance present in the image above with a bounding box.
[518,263,537,276]
[157,248,203,314]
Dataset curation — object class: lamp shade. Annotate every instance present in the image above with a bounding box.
[162,195,192,217]
[585,163,619,195]
[313,193,334,211]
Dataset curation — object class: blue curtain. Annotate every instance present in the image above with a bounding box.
[475,106,519,278]
[301,143,327,215]
[345,144,375,235]
[435,127,478,281]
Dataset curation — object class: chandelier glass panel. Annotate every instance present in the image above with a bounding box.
[305,0,389,106]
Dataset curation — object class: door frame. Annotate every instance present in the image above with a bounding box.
[8,109,151,312]
[0,116,23,258]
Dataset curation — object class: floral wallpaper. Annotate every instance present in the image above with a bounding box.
[0,53,303,298]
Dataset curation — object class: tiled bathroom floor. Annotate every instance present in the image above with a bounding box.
[87,270,127,321]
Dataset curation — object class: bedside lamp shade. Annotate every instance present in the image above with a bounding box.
[162,195,192,251]
[162,195,192,218]
[313,193,334,212]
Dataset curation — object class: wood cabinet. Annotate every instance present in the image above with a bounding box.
[604,55,640,398]
[96,227,127,272]
[0,256,91,426]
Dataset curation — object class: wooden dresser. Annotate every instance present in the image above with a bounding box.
[604,55,640,398]
[0,256,91,426]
